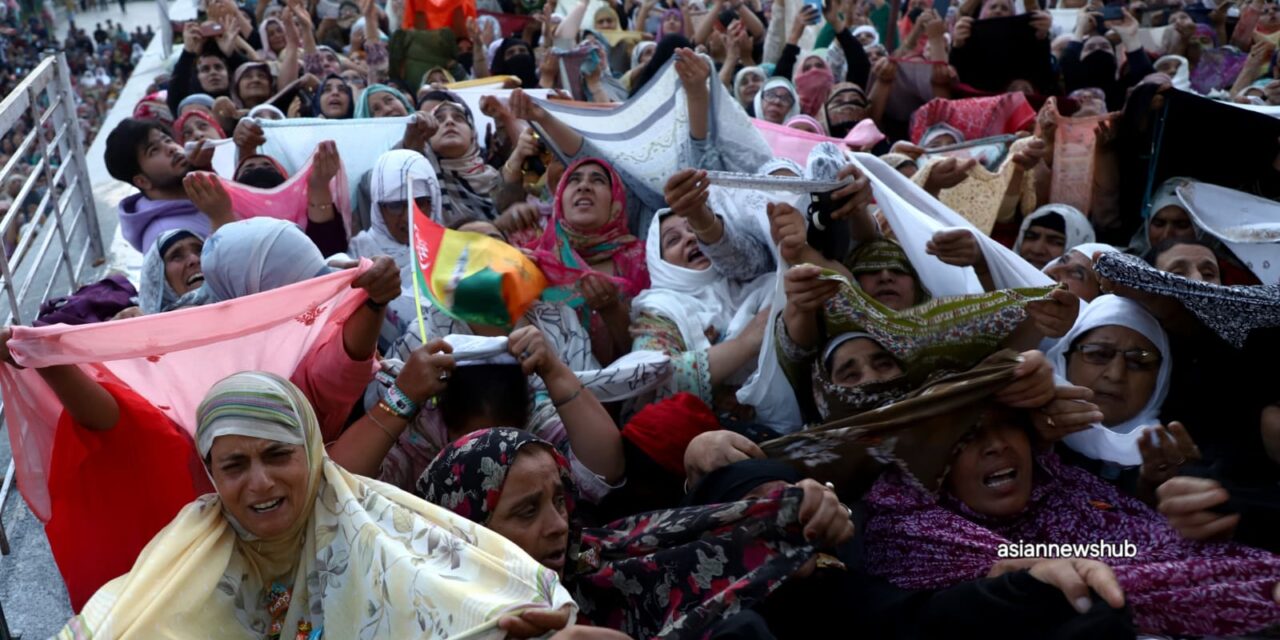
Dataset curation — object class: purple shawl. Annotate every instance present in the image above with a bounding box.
[117,192,211,253]
[864,451,1280,636]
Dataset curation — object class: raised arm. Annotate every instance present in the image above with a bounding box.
[509,89,584,157]
[512,326,625,483]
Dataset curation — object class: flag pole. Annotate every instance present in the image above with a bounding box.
[405,166,429,342]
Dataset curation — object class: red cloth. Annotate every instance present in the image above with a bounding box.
[44,380,211,611]
[403,0,476,31]
[621,393,721,477]
[908,93,1037,145]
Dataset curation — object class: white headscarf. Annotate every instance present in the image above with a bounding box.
[631,208,775,356]
[1046,294,1172,466]
[753,77,801,123]
[1129,176,1203,255]
[630,40,657,71]
[1015,203,1096,256]
[349,150,442,348]
[1154,54,1191,92]
[349,149,442,270]
[852,25,880,47]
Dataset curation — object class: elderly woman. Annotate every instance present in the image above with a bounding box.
[526,158,649,364]
[1046,295,1185,499]
[863,406,1280,637]
[421,426,844,638]
[58,372,579,638]
[1147,238,1224,284]
[349,149,438,350]
[754,77,801,125]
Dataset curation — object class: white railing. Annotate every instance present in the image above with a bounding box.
[0,52,105,638]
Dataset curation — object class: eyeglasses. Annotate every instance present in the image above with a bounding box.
[1072,343,1162,371]
[762,89,794,106]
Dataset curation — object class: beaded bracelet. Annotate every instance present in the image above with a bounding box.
[382,383,420,419]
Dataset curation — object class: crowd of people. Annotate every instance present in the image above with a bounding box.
[0,0,1279,635]
[1,2,153,256]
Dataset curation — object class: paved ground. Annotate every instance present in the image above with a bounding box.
[0,2,167,635]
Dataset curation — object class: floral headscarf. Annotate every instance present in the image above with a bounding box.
[419,427,574,524]
[422,428,820,640]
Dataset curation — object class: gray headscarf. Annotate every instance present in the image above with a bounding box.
[200,218,330,302]
[139,229,212,314]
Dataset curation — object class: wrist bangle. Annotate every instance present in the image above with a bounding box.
[552,384,584,408]
[690,215,718,237]
[364,297,387,311]
[368,404,401,442]
[382,383,420,418]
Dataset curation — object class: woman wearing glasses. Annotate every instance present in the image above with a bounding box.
[1047,294,1194,505]
[752,78,801,125]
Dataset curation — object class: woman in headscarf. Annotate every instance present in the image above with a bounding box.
[1046,295,1182,498]
[853,25,880,48]
[172,110,225,146]
[733,65,767,116]
[594,4,620,31]
[845,238,931,311]
[754,77,801,125]
[1042,242,1119,303]
[621,41,657,92]
[862,406,1280,637]
[656,7,686,40]
[526,158,649,364]
[58,372,578,638]
[229,62,275,110]
[1014,204,1096,271]
[786,114,825,134]
[139,228,209,314]
[793,51,837,117]
[258,16,287,60]
[349,149,439,350]
[490,37,540,89]
[353,83,412,118]
[819,83,871,139]
[414,92,503,222]
[1127,176,1203,256]
[421,427,835,639]
[311,74,354,119]
[629,209,775,414]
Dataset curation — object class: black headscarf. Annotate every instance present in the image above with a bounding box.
[628,34,691,97]
[491,37,539,89]
[682,458,803,506]
[311,73,354,119]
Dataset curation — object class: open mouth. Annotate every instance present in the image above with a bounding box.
[186,272,204,287]
[542,550,566,571]
[250,497,284,513]
[685,246,706,265]
[983,467,1017,489]
[573,196,595,209]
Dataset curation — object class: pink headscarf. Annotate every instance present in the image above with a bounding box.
[172,110,226,146]
[793,53,835,117]
[524,157,648,312]
[132,91,173,128]
[784,114,825,135]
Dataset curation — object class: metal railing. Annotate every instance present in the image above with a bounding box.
[0,51,106,639]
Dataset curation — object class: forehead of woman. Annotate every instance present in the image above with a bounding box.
[196,371,310,460]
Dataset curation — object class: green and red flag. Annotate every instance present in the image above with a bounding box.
[408,199,548,331]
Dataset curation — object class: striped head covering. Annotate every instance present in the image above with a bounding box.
[846,238,930,305]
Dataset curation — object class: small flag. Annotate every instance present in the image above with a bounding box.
[408,200,548,330]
